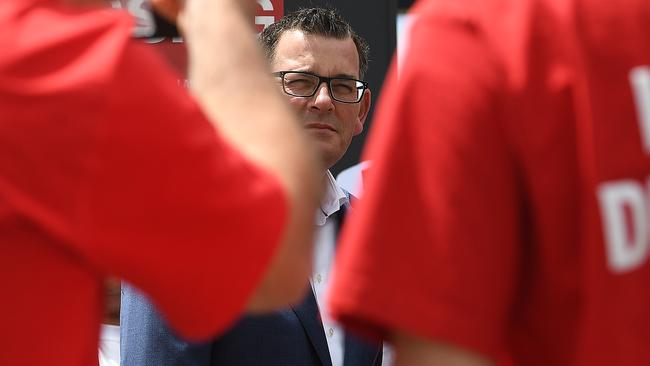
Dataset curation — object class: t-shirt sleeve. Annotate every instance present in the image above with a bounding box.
[77,40,287,340]
[329,13,521,359]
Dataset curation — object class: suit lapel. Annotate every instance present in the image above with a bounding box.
[291,289,333,366]
[344,333,383,366]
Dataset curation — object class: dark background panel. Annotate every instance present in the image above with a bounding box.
[398,0,415,9]
[285,0,397,175]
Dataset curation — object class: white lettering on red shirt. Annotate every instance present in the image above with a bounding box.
[598,66,650,274]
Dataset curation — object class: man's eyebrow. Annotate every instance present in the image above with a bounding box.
[291,70,360,80]
[333,73,358,79]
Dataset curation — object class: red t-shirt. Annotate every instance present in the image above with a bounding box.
[330,0,650,364]
[0,1,286,365]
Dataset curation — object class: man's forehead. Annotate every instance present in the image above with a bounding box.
[272,30,360,77]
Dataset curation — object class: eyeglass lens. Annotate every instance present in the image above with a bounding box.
[282,72,364,103]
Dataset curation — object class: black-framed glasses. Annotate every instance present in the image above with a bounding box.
[273,71,368,104]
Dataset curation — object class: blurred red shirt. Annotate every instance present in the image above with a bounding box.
[330,0,650,364]
[0,1,287,364]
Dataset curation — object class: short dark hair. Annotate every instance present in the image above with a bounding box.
[259,7,370,79]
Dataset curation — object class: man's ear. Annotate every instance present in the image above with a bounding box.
[354,89,372,135]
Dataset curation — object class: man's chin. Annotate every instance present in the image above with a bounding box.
[314,144,345,171]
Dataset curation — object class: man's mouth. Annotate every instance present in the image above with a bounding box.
[305,123,336,132]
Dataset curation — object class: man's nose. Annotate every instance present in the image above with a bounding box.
[311,82,335,111]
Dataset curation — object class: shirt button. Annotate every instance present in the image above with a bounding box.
[328,328,334,337]
[316,274,322,283]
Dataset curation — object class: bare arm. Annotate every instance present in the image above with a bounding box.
[392,332,492,366]
[151,0,321,311]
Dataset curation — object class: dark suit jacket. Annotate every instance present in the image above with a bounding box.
[121,197,382,366]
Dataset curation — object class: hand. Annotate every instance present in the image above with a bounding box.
[148,0,183,24]
[103,277,121,325]
[148,0,259,33]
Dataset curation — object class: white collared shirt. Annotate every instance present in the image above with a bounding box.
[98,324,120,366]
[312,170,348,366]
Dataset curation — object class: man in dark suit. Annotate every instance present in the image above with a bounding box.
[120,7,382,366]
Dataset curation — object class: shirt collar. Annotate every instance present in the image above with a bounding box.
[315,170,348,226]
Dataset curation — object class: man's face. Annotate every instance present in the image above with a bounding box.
[271,30,371,169]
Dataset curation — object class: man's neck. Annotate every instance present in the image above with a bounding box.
[321,170,330,187]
